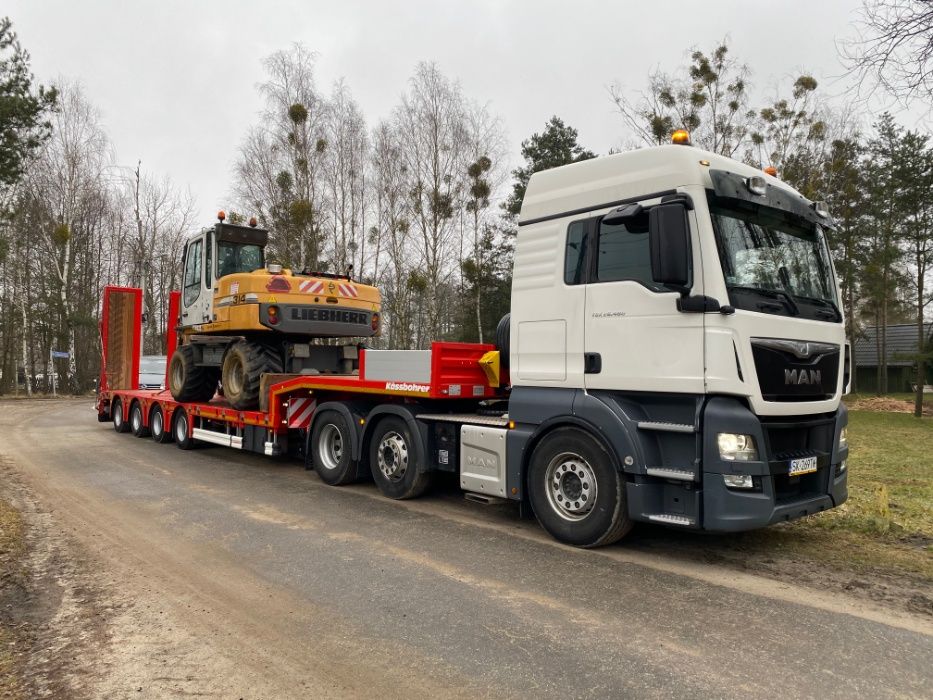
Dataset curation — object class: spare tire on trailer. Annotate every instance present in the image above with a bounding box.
[495,313,511,369]
[168,344,218,403]
[221,340,283,410]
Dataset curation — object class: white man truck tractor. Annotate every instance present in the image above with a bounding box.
[99,132,849,548]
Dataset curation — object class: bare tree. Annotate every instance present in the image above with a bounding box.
[842,0,933,105]
[393,62,474,346]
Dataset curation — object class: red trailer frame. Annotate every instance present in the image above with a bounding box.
[96,285,504,456]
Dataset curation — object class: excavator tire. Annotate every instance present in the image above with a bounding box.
[168,344,219,403]
[221,340,284,410]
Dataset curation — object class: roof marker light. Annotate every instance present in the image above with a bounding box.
[249,216,258,227]
[746,176,767,196]
[217,210,226,222]
[763,166,778,177]
[671,129,691,146]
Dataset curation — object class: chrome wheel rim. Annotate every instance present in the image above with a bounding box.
[545,451,597,521]
[131,406,141,431]
[318,424,343,471]
[152,410,163,436]
[377,431,408,482]
[113,402,122,427]
[175,414,187,442]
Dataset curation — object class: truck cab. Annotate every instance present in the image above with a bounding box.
[509,140,849,538]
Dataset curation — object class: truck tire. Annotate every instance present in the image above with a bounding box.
[149,405,172,444]
[311,411,357,486]
[130,400,150,438]
[173,408,196,450]
[221,340,283,410]
[495,313,511,369]
[528,427,632,547]
[112,398,130,433]
[368,416,432,500]
[168,345,218,403]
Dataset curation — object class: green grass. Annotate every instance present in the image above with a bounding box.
[777,410,933,579]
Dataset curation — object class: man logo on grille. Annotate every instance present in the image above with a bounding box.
[785,369,821,386]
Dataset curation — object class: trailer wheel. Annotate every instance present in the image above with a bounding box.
[149,405,172,444]
[168,344,218,403]
[221,340,283,410]
[310,411,357,485]
[130,401,150,438]
[528,427,632,547]
[112,398,130,433]
[368,416,432,500]
[173,408,196,450]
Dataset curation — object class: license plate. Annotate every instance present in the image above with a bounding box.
[789,456,818,476]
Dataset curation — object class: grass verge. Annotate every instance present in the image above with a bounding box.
[0,497,27,699]
[768,410,933,580]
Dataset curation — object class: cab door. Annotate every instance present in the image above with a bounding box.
[180,232,213,327]
[583,202,705,395]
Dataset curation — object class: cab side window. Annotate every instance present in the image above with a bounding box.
[596,212,654,287]
[183,239,202,306]
[564,221,588,285]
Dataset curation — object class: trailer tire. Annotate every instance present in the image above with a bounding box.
[149,405,172,444]
[221,340,283,410]
[168,344,218,403]
[369,416,432,500]
[173,408,196,450]
[130,401,149,438]
[311,411,357,486]
[528,427,632,547]
[112,398,130,433]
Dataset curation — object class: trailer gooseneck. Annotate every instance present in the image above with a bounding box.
[98,134,850,547]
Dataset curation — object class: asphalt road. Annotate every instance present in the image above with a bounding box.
[1,398,930,699]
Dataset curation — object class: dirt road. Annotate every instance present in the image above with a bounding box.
[1,398,930,698]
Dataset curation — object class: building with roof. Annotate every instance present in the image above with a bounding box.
[853,323,933,393]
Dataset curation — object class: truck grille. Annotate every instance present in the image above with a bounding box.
[751,338,840,402]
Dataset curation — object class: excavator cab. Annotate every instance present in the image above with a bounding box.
[180,217,268,329]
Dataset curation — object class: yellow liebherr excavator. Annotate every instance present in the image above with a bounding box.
[168,213,381,409]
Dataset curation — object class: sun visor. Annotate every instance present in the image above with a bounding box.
[214,222,269,246]
[709,169,835,229]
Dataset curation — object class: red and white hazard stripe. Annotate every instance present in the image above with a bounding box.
[287,397,317,429]
[299,279,324,294]
[337,282,358,298]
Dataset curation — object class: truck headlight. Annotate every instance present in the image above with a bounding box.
[838,426,848,449]
[717,433,758,461]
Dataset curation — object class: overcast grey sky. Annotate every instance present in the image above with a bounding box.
[8,0,881,220]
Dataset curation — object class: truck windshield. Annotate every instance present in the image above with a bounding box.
[709,196,840,321]
[217,242,264,278]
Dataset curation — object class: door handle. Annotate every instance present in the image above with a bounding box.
[584,352,602,374]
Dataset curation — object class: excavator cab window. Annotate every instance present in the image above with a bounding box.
[183,239,203,306]
[217,242,264,279]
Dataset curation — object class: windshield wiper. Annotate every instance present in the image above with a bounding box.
[792,294,842,321]
[728,285,800,316]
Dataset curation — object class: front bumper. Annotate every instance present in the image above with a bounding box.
[700,397,848,532]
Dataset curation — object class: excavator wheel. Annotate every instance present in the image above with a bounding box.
[221,340,284,410]
[168,344,219,403]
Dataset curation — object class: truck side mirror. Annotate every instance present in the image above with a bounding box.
[649,203,690,289]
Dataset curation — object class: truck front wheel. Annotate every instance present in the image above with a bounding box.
[528,427,632,547]
[221,340,283,410]
[311,411,357,486]
[368,416,432,499]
